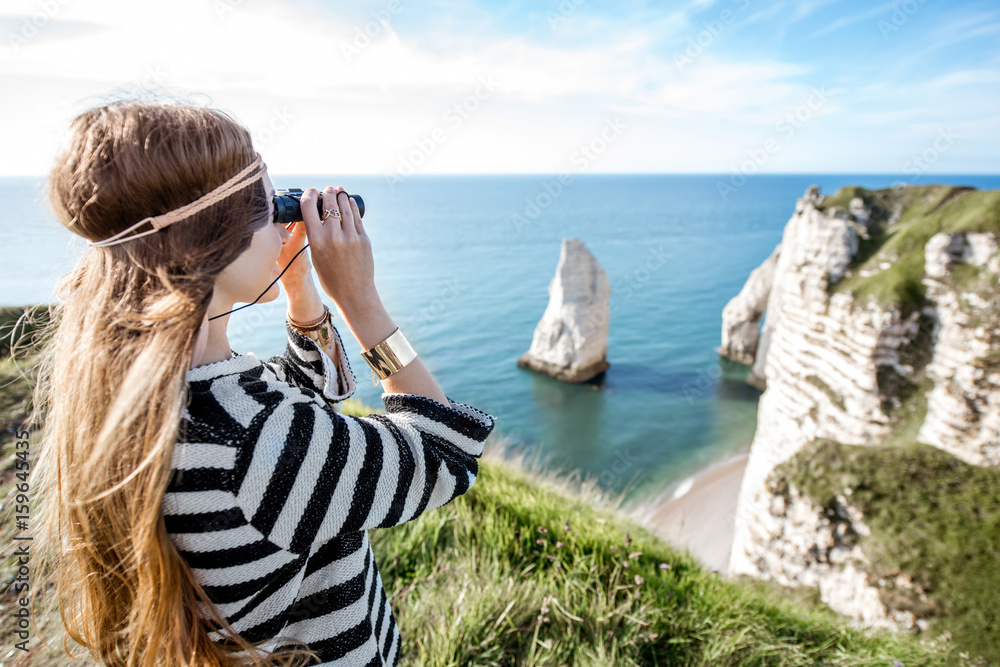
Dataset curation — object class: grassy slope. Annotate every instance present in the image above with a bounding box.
[365,449,969,666]
[822,184,1000,315]
[775,440,1000,667]
[0,304,968,665]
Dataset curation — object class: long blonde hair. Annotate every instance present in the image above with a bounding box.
[26,100,320,666]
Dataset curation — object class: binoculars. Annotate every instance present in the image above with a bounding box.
[272,188,365,225]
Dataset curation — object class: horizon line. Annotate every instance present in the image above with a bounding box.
[2,171,999,179]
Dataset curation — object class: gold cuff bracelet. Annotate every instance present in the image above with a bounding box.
[360,327,417,386]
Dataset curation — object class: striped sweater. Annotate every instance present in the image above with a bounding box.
[164,320,496,665]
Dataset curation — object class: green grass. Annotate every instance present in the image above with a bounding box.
[814,186,870,215]
[0,304,49,360]
[0,304,975,665]
[776,439,1000,666]
[364,444,977,666]
[824,185,1000,315]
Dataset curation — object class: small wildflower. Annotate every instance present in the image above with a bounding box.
[623,560,630,568]
[537,526,548,535]
[556,541,563,549]
[893,662,903,667]
[711,568,718,573]
[650,633,658,639]
[625,532,632,547]
[659,563,670,569]
[629,551,642,560]
[634,575,645,585]
[536,538,547,546]
[546,554,556,562]
[609,545,616,551]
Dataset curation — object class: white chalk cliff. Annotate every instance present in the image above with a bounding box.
[918,232,1000,466]
[721,185,1000,632]
[719,244,780,372]
[518,238,611,383]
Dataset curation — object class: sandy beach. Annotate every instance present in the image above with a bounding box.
[632,452,749,575]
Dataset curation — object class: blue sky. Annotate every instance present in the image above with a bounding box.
[0,0,997,176]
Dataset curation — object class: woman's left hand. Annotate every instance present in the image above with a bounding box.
[276,220,314,290]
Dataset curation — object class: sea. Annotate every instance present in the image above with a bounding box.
[4,173,999,508]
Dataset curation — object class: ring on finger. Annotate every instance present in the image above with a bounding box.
[322,207,341,221]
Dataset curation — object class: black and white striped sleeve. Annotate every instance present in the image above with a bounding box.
[262,321,357,407]
[230,389,496,554]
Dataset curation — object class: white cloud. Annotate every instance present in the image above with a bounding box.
[0,0,995,176]
[809,1,894,37]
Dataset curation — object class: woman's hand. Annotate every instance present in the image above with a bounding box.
[276,216,314,290]
[298,186,449,404]
[299,186,380,316]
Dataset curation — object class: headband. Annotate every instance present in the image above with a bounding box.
[86,153,265,248]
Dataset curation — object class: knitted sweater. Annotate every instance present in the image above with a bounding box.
[164,321,496,666]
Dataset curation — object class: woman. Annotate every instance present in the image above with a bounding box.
[28,100,496,666]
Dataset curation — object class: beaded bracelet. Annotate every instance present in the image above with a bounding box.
[287,305,331,331]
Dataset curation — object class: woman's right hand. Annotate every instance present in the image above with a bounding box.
[301,187,450,405]
[299,186,381,316]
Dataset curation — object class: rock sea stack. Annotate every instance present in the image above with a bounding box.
[517,238,611,383]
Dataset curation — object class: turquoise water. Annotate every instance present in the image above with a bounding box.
[4,173,999,506]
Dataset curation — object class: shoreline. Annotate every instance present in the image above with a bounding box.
[629,449,750,575]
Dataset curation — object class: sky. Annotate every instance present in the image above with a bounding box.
[0,0,997,177]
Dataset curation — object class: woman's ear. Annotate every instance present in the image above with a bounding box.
[191,311,210,370]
